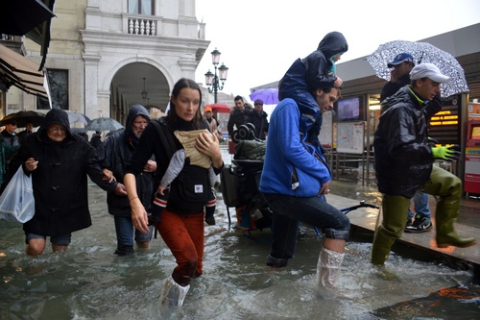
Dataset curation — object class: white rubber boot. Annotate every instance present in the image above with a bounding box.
[159,275,190,310]
[316,247,344,298]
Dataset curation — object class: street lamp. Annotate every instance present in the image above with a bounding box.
[204,48,229,103]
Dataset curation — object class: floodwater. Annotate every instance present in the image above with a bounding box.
[1,151,480,319]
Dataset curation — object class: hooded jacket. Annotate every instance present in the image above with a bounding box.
[9,109,117,236]
[259,98,331,197]
[97,105,156,217]
[374,86,435,198]
[278,31,348,144]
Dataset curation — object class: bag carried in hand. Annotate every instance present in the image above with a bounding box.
[0,166,35,223]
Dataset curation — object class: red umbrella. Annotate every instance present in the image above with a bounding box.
[206,103,231,113]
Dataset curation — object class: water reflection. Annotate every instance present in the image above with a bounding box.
[0,181,479,319]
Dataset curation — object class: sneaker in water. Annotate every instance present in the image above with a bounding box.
[405,216,432,233]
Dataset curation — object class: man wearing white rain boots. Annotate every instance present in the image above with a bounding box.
[260,32,350,297]
[372,63,476,266]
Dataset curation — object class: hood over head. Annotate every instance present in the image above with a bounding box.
[37,109,73,142]
[125,104,150,136]
[317,31,348,61]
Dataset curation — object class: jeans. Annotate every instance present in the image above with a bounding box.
[25,233,72,246]
[263,193,350,261]
[114,216,153,253]
[407,191,431,219]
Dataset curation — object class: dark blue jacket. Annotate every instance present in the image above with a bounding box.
[278,31,348,146]
[97,105,156,217]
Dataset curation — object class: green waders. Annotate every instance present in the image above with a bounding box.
[372,165,476,265]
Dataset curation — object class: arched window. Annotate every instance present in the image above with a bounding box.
[128,0,153,15]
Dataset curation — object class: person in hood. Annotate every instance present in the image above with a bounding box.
[97,104,156,256]
[8,109,121,256]
[372,63,476,266]
[278,31,348,147]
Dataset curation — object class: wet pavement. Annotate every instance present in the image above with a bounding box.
[0,149,479,319]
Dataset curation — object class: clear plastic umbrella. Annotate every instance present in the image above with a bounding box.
[85,117,123,131]
[65,111,91,124]
[367,40,469,97]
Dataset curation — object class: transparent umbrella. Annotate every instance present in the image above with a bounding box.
[367,40,469,97]
[65,111,91,124]
[85,117,123,131]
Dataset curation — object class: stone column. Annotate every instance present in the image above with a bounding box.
[82,53,101,118]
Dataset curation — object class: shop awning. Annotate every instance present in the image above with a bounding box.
[0,44,49,99]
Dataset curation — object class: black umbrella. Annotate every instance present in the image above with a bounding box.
[0,0,55,36]
[0,110,45,127]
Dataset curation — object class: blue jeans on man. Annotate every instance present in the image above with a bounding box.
[263,193,350,266]
[405,191,432,233]
[114,216,153,255]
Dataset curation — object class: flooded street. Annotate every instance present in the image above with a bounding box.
[1,150,479,319]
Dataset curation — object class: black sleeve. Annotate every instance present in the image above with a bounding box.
[126,124,157,175]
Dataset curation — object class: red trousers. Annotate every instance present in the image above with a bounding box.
[156,209,204,286]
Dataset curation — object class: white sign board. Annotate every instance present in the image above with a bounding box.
[336,122,365,154]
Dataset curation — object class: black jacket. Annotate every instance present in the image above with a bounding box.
[97,105,155,217]
[0,130,19,165]
[380,73,411,102]
[9,109,117,236]
[374,86,434,198]
[90,134,102,148]
[227,107,251,137]
[247,110,269,140]
[126,116,222,215]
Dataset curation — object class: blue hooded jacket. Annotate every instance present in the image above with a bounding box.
[259,98,331,197]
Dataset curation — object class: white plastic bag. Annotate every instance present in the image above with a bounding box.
[0,166,35,223]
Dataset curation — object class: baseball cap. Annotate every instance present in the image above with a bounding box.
[254,99,264,105]
[204,106,212,112]
[387,53,414,68]
[410,63,450,83]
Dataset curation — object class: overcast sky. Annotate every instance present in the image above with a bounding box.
[195,0,480,102]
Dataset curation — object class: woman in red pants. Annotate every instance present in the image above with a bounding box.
[124,78,224,309]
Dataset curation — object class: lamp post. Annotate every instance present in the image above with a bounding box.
[204,48,229,103]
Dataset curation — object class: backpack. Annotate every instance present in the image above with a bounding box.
[234,139,266,161]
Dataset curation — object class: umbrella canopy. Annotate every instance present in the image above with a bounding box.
[0,110,45,127]
[367,40,469,97]
[65,111,91,124]
[206,103,231,113]
[85,117,123,131]
[0,0,55,36]
[249,88,279,105]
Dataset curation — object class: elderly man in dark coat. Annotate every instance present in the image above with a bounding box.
[97,104,156,255]
[9,109,120,255]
